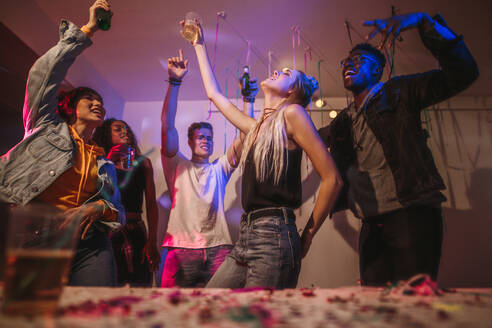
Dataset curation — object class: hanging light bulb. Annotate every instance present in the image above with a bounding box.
[329,110,338,119]
[315,98,325,108]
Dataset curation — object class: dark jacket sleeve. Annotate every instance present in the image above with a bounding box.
[317,124,332,148]
[317,116,350,214]
[393,14,479,111]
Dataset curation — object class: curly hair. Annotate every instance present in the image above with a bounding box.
[57,87,103,124]
[92,118,141,157]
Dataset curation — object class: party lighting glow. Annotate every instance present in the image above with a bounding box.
[315,98,325,108]
[329,110,338,119]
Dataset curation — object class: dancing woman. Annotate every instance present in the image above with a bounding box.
[93,119,160,286]
[187,22,343,288]
[0,0,125,286]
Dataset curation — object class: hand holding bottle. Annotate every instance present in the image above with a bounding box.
[107,144,134,171]
[239,67,258,102]
[84,0,111,35]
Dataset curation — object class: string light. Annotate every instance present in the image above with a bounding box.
[315,98,326,108]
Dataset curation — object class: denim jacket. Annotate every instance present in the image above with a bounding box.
[0,20,125,227]
[318,15,479,213]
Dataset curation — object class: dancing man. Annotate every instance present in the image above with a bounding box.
[160,49,255,287]
[318,12,479,286]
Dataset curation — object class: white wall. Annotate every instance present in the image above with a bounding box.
[123,96,492,288]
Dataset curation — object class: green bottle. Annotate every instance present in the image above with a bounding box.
[241,66,250,96]
[95,8,112,31]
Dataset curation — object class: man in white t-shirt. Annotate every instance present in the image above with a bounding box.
[160,50,256,287]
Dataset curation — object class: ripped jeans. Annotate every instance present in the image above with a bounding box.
[206,207,301,289]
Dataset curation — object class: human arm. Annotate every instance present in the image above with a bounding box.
[284,105,343,258]
[141,157,161,271]
[225,78,258,167]
[161,49,188,158]
[23,0,110,132]
[187,22,256,134]
[161,50,188,191]
[364,12,479,109]
[63,199,114,239]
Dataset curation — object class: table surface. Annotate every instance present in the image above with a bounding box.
[1,286,492,328]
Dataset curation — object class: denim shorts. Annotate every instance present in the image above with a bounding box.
[207,207,301,289]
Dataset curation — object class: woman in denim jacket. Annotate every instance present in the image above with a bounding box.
[0,0,125,286]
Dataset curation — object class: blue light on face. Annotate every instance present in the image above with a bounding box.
[196,135,213,142]
[340,54,379,69]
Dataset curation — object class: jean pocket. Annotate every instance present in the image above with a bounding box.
[251,218,281,238]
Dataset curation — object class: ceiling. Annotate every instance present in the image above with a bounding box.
[1,0,491,103]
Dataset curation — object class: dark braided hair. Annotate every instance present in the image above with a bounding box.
[93,118,142,157]
[57,87,103,124]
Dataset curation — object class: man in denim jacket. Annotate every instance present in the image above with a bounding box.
[0,0,125,286]
[318,12,479,286]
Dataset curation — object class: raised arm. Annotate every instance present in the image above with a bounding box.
[161,49,188,157]
[284,105,343,258]
[23,0,109,132]
[363,12,479,109]
[185,22,256,134]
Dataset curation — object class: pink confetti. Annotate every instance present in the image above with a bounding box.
[231,287,274,294]
[301,289,315,297]
[168,290,185,305]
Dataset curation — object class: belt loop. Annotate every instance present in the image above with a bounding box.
[281,207,288,224]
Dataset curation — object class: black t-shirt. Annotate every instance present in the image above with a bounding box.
[116,158,146,213]
[242,146,302,212]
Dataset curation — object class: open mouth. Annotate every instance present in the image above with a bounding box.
[344,69,357,78]
[91,108,104,118]
[200,145,210,151]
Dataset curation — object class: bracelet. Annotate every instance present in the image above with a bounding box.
[80,25,94,38]
[243,96,255,103]
[167,77,182,86]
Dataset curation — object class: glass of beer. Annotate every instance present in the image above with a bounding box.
[182,12,201,42]
[2,205,80,316]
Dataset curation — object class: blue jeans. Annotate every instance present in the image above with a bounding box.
[161,245,232,287]
[68,228,116,287]
[207,207,301,289]
[111,220,152,287]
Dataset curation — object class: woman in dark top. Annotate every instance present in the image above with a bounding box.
[93,119,160,286]
[189,21,343,289]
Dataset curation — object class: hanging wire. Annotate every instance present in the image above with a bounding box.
[224,66,229,154]
[220,17,269,69]
[297,30,343,93]
[345,19,353,45]
[207,13,222,120]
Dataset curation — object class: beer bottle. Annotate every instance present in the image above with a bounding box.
[241,66,251,96]
[95,8,112,31]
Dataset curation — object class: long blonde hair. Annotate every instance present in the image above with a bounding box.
[240,69,319,184]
